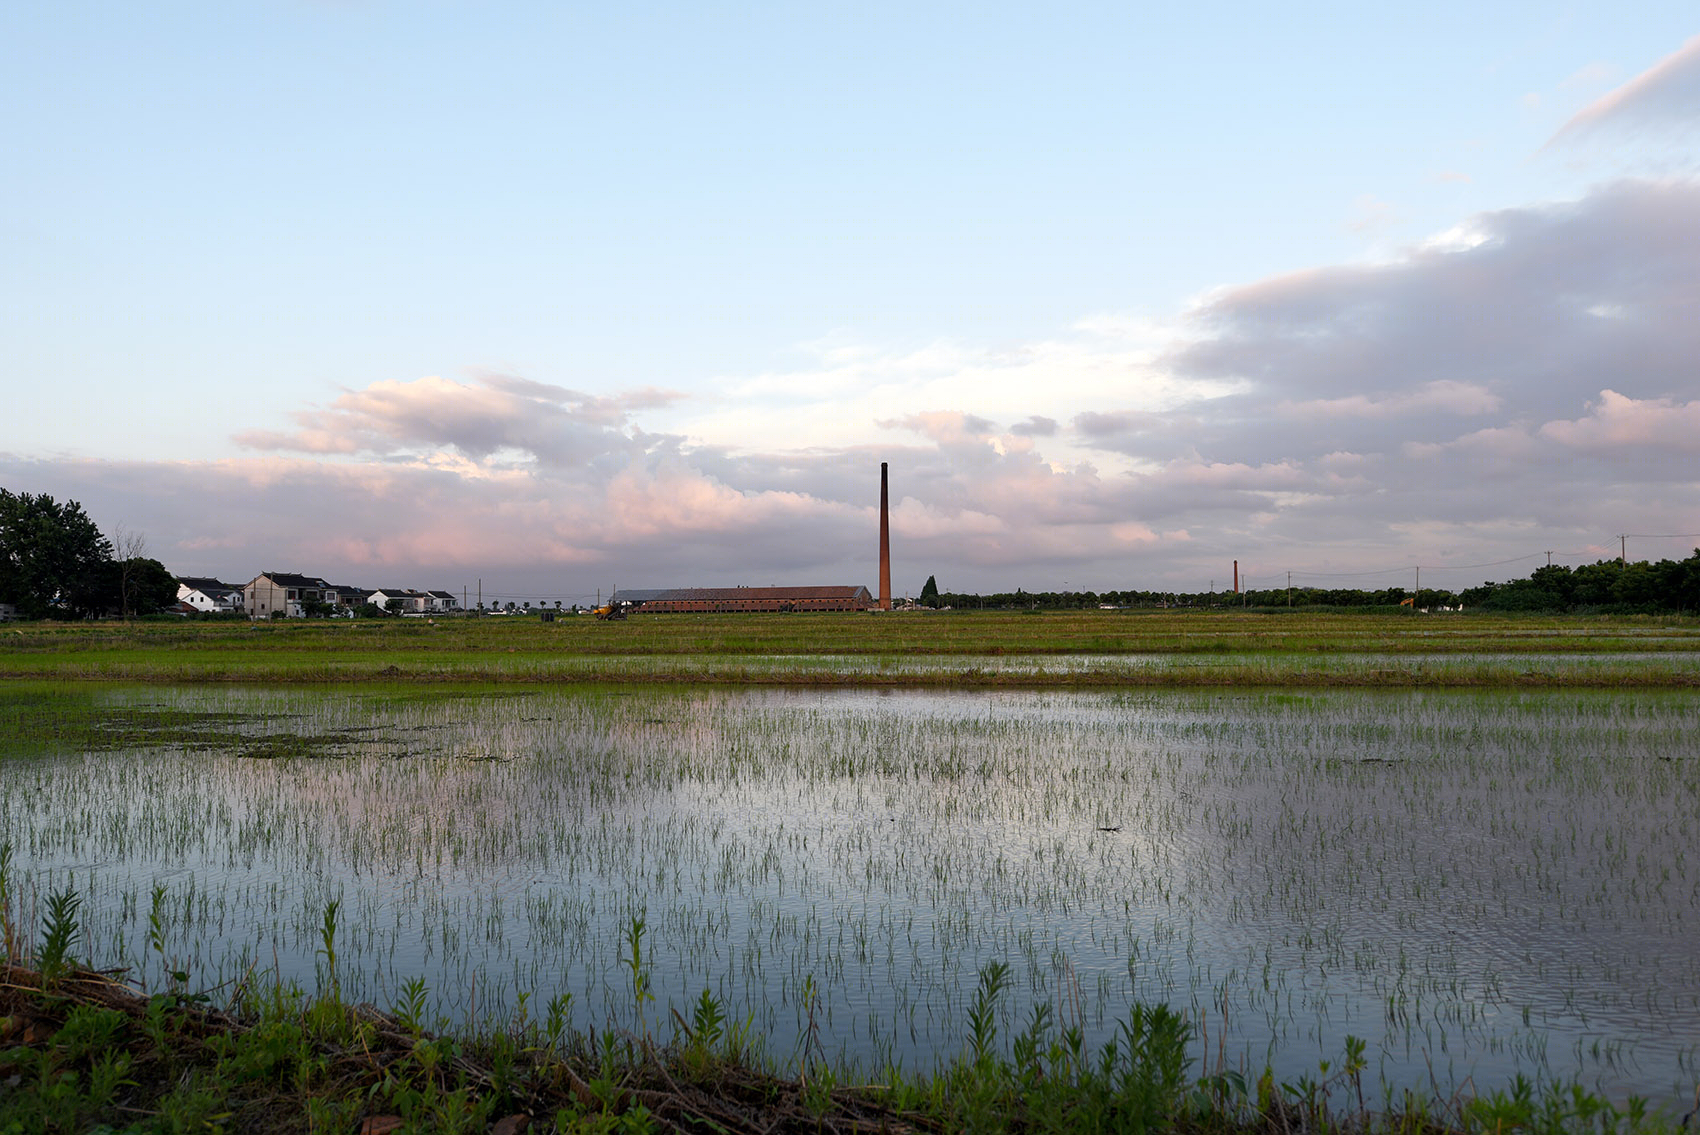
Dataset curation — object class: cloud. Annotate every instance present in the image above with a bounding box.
[233,374,686,468]
[1278,380,1502,421]
[1550,36,1700,145]
[1061,178,1700,570]
[1163,181,1700,432]
[1009,415,1057,438]
[681,326,1221,460]
[1539,389,1700,452]
[877,411,999,448]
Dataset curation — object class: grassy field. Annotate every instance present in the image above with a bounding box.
[2,609,1698,686]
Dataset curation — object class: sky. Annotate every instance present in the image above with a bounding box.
[4,3,1699,605]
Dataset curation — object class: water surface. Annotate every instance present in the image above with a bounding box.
[3,684,1696,1108]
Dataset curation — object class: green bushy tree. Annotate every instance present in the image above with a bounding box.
[0,490,114,618]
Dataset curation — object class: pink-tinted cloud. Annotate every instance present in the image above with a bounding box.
[233,374,685,468]
[1278,381,1501,421]
[1550,36,1700,145]
[1539,389,1700,452]
[1151,458,1309,492]
[878,411,999,448]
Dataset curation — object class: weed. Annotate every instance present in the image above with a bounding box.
[394,975,431,1036]
[671,986,727,1074]
[35,887,81,986]
[0,841,16,963]
[966,960,1011,1066]
[620,911,653,1045]
[316,898,341,1002]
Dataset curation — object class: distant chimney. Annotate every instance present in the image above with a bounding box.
[879,462,891,611]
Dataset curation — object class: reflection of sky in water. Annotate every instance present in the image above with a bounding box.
[3,685,1697,1108]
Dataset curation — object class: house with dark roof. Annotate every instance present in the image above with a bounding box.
[244,572,337,618]
[331,585,375,610]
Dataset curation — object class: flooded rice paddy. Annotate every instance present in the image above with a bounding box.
[3,683,1697,1108]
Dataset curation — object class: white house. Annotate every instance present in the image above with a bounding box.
[370,588,428,614]
[176,576,245,614]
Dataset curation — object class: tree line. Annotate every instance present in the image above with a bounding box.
[8,485,1696,620]
[0,490,177,619]
[923,550,1700,616]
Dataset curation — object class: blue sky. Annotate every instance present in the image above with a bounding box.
[4,4,1698,603]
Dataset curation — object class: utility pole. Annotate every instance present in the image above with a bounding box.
[1620,535,1627,569]
[1546,550,1553,567]
[1287,571,1292,607]
[1414,566,1420,608]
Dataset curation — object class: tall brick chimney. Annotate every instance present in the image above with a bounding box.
[879,462,891,610]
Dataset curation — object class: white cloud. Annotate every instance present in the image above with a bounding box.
[678,327,1228,462]
[1539,389,1700,452]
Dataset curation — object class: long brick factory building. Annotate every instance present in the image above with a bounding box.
[612,463,893,614]
[612,585,874,613]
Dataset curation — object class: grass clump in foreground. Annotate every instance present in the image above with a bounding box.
[4,895,1694,1134]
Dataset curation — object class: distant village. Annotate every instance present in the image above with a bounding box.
[178,572,473,618]
[174,575,887,618]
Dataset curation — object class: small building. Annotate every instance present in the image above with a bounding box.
[370,588,429,614]
[613,585,873,613]
[176,576,245,614]
[426,590,461,613]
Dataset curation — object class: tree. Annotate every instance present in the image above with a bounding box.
[98,556,178,617]
[919,575,940,607]
[0,490,114,618]
[1570,561,1621,608]
[112,525,150,618]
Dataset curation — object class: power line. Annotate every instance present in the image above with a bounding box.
[1282,553,1548,580]
[1233,541,1700,592]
